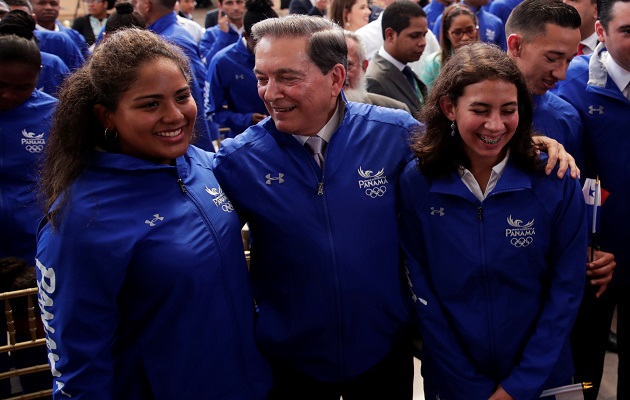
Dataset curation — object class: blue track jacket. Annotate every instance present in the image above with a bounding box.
[0,90,57,262]
[36,146,272,399]
[199,25,239,65]
[35,29,85,71]
[532,91,584,169]
[213,100,418,382]
[204,37,267,136]
[399,159,587,400]
[554,43,630,288]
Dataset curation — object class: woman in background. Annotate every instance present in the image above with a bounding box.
[419,4,479,91]
[329,0,371,31]
[72,0,114,47]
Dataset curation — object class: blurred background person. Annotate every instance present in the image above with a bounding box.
[0,0,9,18]
[0,33,57,399]
[419,4,479,91]
[36,28,272,399]
[329,0,370,31]
[178,0,196,18]
[289,0,327,16]
[343,30,410,111]
[432,0,506,50]
[423,0,456,31]
[365,0,428,116]
[6,0,85,70]
[31,0,90,56]
[204,0,274,136]
[101,0,145,37]
[175,0,205,42]
[0,9,70,97]
[199,0,244,62]
[562,0,598,55]
[71,0,114,48]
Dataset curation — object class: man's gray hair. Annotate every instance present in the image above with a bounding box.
[252,14,348,75]
[343,30,367,63]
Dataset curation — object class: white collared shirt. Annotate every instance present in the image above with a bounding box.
[293,100,343,146]
[458,151,510,202]
[229,22,244,35]
[602,51,630,98]
[377,47,406,72]
[36,23,59,32]
[580,31,598,55]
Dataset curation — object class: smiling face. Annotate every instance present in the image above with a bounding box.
[345,0,370,31]
[508,23,580,95]
[97,58,196,164]
[441,79,519,169]
[254,36,345,136]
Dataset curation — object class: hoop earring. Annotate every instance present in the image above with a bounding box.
[450,120,456,137]
[104,127,118,141]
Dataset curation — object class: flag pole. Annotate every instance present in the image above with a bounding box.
[591,176,600,262]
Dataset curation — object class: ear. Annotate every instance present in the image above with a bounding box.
[330,63,346,96]
[361,59,369,73]
[595,20,605,43]
[384,27,396,43]
[93,104,114,130]
[506,33,522,57]
[439,96,456,121]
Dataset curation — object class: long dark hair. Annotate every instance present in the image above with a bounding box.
[438,4,478,67]
[412,42,539,178]
[39,29,191,228]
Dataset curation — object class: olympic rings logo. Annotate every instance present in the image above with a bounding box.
[365,186,387,198]
[222,203,234,213]
[510,237,533,248]
[25,145,44,153]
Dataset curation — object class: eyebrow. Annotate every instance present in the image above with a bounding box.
[253,67,304,75]
[469,101,518,107]
[132,86,190,101]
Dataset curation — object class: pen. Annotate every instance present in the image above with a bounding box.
[540,382,593,397]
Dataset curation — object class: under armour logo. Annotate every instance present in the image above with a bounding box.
[145,214,164,226]
[265,173,284,185]
[235,74,245,80]
[430,207,444,216]
[588,105,604,115]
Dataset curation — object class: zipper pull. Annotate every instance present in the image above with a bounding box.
[317,182,324,196]
[177,178,187,193]
[477,206,483,221]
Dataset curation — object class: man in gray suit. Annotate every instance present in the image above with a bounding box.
[343,31,410,112]
[365,0,428,116]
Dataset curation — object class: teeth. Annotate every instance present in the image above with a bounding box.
[274,106,295,112]
[480,135,501,145]
[156,129,181,137]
